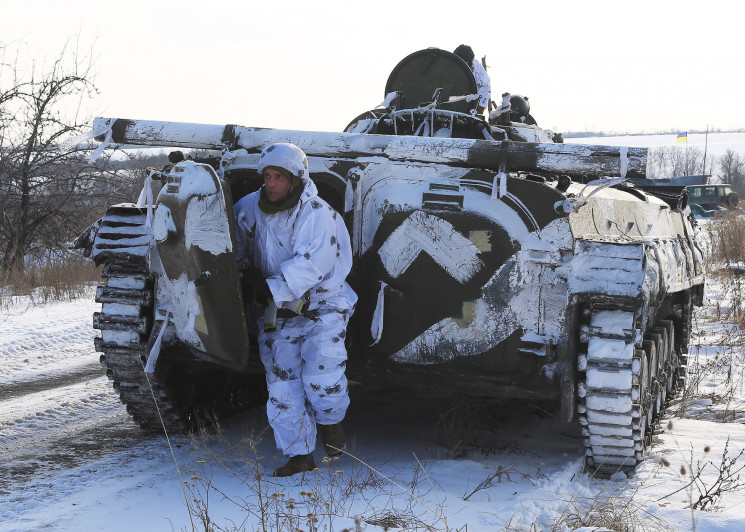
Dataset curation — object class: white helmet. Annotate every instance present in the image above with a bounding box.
[257,143,309,181]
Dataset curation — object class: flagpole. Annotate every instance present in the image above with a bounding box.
[703,125,709,175]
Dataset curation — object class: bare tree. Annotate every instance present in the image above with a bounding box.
[647,146,707,179]
[686,147,706,176]
[718,149,745,192]
[0,42,104,275]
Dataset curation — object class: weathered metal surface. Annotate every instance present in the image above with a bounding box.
[94,118,648,179]
[384,48,477,114]
[151,162,250,371]
[81,50,704,475]
[91,213,263,433]
[91,219,191,432]
[97,118,231,150]
[90,205,150,266]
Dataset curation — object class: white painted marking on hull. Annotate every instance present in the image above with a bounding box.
[378,211,482,283]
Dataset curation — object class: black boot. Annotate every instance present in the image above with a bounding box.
[319,423,346,457]
[273,453,317,477]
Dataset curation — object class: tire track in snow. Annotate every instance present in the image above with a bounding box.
[0,363,103,400]
[0,371,163,500]
[0,411,158,500]
[0,376,133,463]
[0,292,99,386]
[0,293,166,501]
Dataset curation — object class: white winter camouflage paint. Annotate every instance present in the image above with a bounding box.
[151,255,206,350]
[390,218,573,364]
[155,161,233,256]
[184,193,232,255]
[370,281,387,345]
[152,205,176,243]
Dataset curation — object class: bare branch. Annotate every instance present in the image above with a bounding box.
[0,39,113,276]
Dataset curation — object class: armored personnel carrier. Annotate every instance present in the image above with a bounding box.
[74,48,705,475]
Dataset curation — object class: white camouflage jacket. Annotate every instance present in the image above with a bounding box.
[471,59,491,110]
[233,164,356,314]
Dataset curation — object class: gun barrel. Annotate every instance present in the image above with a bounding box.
[94,117,647,178]
[95,118,232,150]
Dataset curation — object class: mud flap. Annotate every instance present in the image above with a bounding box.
[152,161,250,371]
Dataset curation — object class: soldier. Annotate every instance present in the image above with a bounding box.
[233,143,357,477]
[454,44,491,115]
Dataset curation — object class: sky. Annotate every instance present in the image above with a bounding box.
[2,0,744,135]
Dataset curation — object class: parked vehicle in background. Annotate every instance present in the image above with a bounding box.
[687,184,739,210]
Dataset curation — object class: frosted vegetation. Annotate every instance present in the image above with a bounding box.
[644,143,744,187]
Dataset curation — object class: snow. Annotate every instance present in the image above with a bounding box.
[0,291,99,386]
[586,337,634,362]
[2,274,745,531]
[590,310,634,337]
[586,367,632,391]
[157,161,233,256]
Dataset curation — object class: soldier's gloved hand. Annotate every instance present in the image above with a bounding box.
[241,265,271,304]
[254,277,271,302]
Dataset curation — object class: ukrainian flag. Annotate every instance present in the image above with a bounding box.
[676,132,688,143]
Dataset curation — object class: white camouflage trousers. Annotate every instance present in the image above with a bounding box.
[258,310,350,457]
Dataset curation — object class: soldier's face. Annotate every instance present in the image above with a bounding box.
[263,168,294,203]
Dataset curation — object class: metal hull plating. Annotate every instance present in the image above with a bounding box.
[77,116,705,474]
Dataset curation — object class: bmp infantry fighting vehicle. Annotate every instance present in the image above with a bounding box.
[74,49,705,474]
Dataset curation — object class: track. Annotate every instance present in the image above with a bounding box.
[92,206,190,432]
[92,205,264,433]
[578,302,686,476]
[0,341,152,499]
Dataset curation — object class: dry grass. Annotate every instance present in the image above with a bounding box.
[656,434,745,512]
[663,212,745,420]
[707,210,745,266]
[182,419,452,532]
[553,491,674,532]
[0,254,100,307]
[704,211,745,326]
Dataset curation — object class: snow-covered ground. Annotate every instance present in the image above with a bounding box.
[2,267,745,531]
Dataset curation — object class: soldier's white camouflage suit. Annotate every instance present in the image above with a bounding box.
[471,59,491,111]
[233,143,357,457]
